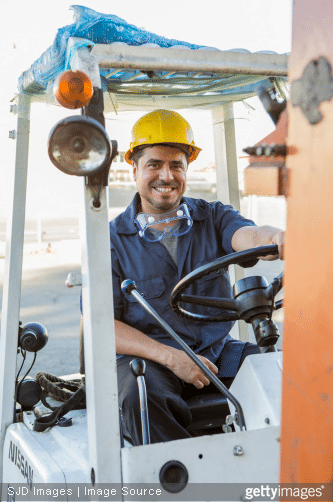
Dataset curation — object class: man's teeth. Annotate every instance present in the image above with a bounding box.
[155,187,173,193]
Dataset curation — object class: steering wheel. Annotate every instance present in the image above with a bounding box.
[170,245,283,323]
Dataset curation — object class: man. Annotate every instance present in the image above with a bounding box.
[110,109,284,445]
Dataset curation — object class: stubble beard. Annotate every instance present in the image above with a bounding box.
[142,194,178,212]
[141,188,183,213]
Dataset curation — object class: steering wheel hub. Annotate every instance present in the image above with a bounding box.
[233,276,269,298]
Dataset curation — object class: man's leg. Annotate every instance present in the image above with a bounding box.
[117,356,193,445]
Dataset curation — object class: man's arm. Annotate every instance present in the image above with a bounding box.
[115,319,218,389]
[231,225,285,260]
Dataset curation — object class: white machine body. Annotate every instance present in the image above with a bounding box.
[229,352,282,431]
[2,352,281,499]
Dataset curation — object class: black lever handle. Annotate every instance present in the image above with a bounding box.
[130,358,146,378]
[129,358,150,445]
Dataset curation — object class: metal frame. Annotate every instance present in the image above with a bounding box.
[0,40,287,484]
[92,44,288,76]
[28,42,288,112]
[80,185,121,483]
[0,93,31,484]
[68,46,122,484]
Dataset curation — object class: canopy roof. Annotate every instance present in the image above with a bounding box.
[18,5,288,111]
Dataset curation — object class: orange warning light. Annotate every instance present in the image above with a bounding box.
[53,70,93,109]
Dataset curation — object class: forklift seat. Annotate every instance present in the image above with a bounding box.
[185,393,230,434]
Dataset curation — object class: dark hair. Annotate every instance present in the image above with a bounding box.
[130,147,147,165]
[130,144,189,166]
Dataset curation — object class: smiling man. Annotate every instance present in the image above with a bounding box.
[132,145,187,213]
[109,109,284,445]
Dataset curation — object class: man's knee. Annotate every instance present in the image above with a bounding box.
[117,357,182,407]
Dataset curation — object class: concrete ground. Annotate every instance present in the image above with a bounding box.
[1,241,82,376]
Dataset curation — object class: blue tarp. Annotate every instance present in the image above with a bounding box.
[18,5,206,94]
[18,5,286,109]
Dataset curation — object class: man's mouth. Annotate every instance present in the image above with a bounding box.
[152,185,178,194]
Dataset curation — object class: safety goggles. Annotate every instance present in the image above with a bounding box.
[135,203,193,242]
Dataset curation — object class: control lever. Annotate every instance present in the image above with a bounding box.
[130,358,150,445]
[122,280,246,431]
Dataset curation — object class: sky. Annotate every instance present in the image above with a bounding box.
[0,0,293,217]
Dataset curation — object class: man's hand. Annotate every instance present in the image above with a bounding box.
[264,230,285,260]
[165,348,218,389]
[115,320,218,388]
[232,225,285,260]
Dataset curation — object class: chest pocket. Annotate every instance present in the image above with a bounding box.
[126,276,165,302]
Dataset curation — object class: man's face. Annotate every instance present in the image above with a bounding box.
[133,145,188,214]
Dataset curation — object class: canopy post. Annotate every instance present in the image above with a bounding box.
[212,103,240,209]
[71,44,122,484]
[80,183,122,484]
[212,104,249,342]
[0,92,31,482]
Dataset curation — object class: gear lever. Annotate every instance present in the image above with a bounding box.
[130,358,151,445]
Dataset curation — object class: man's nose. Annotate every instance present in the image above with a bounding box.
[158,165,174,182]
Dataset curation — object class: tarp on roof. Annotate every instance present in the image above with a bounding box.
[18,5,288,111]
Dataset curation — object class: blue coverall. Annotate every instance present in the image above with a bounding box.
[110,194,259,443]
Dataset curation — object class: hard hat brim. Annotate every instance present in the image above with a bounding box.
[125,142,201,165]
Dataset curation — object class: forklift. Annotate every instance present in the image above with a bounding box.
[0,2,330,499]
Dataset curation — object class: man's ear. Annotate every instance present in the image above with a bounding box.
[132,162,137,181]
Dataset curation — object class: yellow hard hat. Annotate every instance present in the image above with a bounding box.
[125,109,201,164]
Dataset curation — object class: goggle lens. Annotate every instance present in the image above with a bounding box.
[135,203,193,242]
